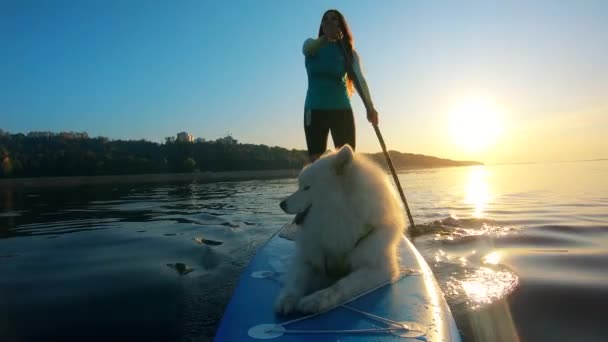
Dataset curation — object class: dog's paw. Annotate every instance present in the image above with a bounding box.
[275,292,300,315]
[297,288,338,314]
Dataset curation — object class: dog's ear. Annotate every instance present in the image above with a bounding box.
[334,145,354,175]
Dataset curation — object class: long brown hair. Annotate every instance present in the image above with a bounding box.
[318,9,355,97]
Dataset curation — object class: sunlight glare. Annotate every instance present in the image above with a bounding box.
[448,97,504,153]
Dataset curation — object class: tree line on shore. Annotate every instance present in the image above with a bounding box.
[0,130,481,178]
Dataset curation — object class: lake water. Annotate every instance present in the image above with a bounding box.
[1,160,607,341]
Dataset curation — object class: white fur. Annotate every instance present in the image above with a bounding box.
[275,145,406,315]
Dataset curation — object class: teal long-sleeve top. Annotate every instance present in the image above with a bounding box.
[303,38,374,111]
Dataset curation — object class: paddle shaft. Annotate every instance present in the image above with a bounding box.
[372,125,416,230]
[338,41,416,230]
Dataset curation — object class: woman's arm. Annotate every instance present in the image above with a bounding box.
[352,50,374,109]
[302,36,327,56]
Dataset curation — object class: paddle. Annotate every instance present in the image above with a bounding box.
[338,40,417,232]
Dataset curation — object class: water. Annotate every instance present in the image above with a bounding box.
[1,161,607,341]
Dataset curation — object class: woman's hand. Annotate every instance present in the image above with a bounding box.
[367,107,379,126]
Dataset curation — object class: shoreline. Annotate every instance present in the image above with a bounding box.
[0,163,487,189]
[0,169,301,189]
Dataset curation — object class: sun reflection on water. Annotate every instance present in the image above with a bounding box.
[464,166,491,218]
[437,248,519,311]
[482,251,502,265]
[458,267,519,310]
[443,249,519,311]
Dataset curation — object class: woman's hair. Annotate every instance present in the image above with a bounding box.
[318,9,355,97]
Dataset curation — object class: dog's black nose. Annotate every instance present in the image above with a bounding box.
[279,200,287,211]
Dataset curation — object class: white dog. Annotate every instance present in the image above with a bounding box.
[276,145,406,315]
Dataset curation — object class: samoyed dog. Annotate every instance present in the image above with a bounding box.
[276,145,406,315]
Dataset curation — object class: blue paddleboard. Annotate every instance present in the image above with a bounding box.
[215,223,461,341]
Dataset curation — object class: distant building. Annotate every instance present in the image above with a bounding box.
[27,131,53,138]
[59,131,89,139]
[195,137,206,143]
[177,131,194,142]
[216,135,238,144]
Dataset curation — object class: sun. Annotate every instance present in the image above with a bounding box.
[448,97,504,153]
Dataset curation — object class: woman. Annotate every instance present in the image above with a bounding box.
[302,9,378,162]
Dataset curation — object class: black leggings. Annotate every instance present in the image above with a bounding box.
[304,108,355,156]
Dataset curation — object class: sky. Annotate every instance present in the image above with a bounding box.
[1,0,607,164]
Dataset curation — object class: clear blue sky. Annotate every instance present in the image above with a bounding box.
[1,0,606,163]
